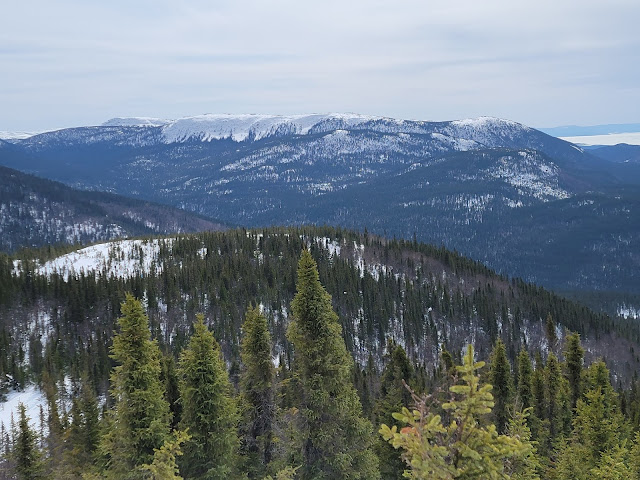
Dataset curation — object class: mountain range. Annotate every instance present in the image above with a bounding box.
[1,113,639,292]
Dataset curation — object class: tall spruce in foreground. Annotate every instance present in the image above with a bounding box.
[239,306,276,478]
[178,314,239,480]
[288,250,380,479]
[100,294,171,479]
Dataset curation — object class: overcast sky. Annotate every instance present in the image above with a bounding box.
[2,0,639,132]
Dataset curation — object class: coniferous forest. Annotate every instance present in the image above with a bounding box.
[1,226,640,478]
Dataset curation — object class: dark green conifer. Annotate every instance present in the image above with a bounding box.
[517,349,533,410]
[100,294,171,478]
[563,332,584,410]
[178,314,238,480]
[239,306,275,478]
[14,403,44,480]
[374,341,414,480]
[489,338,513,434]
[288,250,380,479]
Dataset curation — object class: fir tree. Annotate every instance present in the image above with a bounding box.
[140,430,190,480]
[374,341,414,480]
[563,332,584,410]
[100,294,171,479]
[489,338,513,434]
[288,250,380,479]
[178,314,238,480]
[14,403,44,480]
[545,314,557,351]
[380,345,533,479]
[239,306,275,478]
[517,349,533,410]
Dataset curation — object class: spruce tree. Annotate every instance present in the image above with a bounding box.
[489,338,513,434]
[178,314,238,480]
[14,403,44,480]
[288,250,379,479]
[239,306,275,478]
[517,349,533,410]
[374,341,414,480]
[100,294,171,478]
[380,345,533,479]
[563,332,584,410]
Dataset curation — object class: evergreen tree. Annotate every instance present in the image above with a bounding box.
[380,345,533,479]
[374,341,414,480]
[563,332,584,410]
[489,338,513,434]
[288,250,379,479]
[545,314,557,351]
[178,314,238,480]
[517,349,533,410]
[140,430,190,480]
[100,294,171,479]
[239,306,275,478]
[14,403,44,480]
[545,353,565,439]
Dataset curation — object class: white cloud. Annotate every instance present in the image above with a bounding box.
[1,0,638,130]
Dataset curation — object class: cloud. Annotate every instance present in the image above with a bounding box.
[1,0,639,130]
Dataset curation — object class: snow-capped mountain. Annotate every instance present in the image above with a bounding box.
[1,113,638,290]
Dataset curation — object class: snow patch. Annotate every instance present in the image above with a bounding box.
[0,385,46,433]
[24,238,173,280]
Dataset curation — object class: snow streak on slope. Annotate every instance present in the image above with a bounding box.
[0,385,46,432]
[33,239,172,280]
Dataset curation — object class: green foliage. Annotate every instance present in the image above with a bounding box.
[380,345,532,479]
[504,409,541,480]
[100,294,171,478]
[563,332,584,409]
[288,250,380,479]
[14,403,45,480]
[140,430,190,480]
[489,339,513,434]
[239,306,276,478]
[553,361,630,480]
[374,341,415,480]
[178,314,239,480]
[516,349,533,410]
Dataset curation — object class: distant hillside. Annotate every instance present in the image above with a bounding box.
[2,113,640,290]
[0,164,226,252]
[589,144,640,164]
[5,227,637,380]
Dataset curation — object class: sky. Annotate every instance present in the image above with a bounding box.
[1,0,639,132]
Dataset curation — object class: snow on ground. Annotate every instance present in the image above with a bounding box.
[0,131,41,140]
[0,385,46,432]
[102,117,170,127]
[561,132,640,146]
[160,113,383,143]
[29,238,172,280]
[618,305,640,319]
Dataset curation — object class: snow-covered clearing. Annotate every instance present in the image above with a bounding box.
[0,385,46,432]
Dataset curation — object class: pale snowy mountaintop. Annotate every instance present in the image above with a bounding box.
[0,131,41,140]
[102,117,170,127]
[159,113,386,143]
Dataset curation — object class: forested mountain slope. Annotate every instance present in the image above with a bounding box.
[2,114,639,290]
[3,226,638,399]
[0,164,226,252]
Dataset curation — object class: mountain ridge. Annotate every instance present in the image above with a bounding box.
[1,113,639,291]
